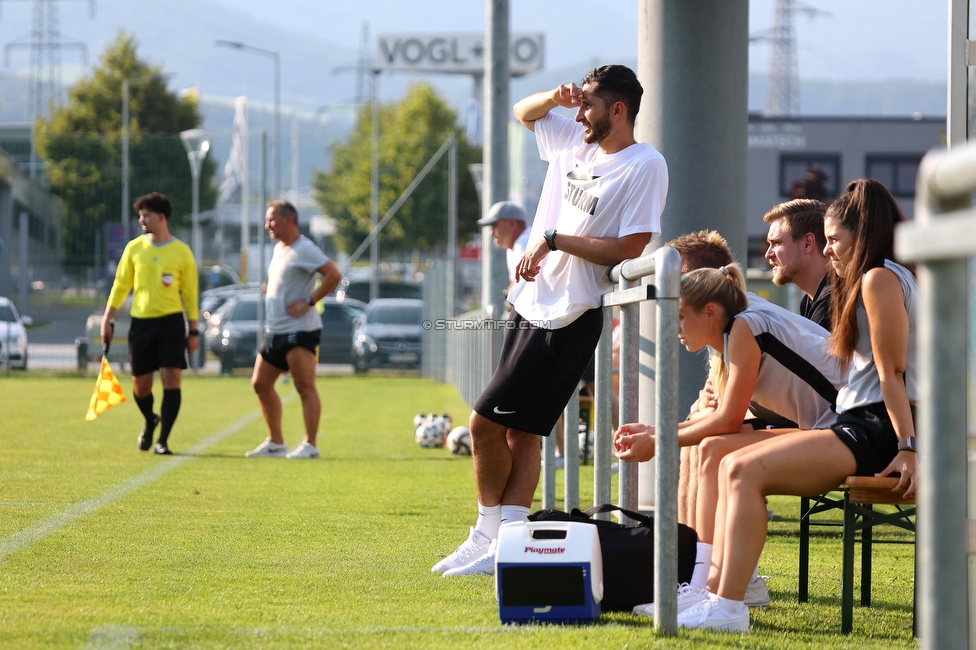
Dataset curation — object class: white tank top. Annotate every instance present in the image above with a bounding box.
[835,260,918,413]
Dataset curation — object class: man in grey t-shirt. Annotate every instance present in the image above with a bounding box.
[246,200,342,459]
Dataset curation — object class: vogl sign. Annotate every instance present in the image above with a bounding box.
[376,32,544,76]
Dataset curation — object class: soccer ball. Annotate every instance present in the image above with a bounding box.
[447,426,472,455]
[414,412,427,428]
[415,421,446,448]
[435,413,452,436]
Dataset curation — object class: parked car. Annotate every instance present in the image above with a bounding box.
[200,283,261,322]
[84,299,131,365]
[319,297,367,363]
[335,279,421,303]
[352,298,423,373]
[205,293,367,373]
[205,291,262,373]
[0,296,31,370]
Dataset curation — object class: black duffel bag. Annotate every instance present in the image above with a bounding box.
[528,504,698,612]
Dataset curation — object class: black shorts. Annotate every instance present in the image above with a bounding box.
[260,330,321,371]
[474,309,603,436]
[830,402,915,476]
[129,313,188,376]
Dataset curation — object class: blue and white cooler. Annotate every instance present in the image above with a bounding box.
[495,520,603,624]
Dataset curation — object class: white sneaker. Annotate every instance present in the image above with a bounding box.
[744,575,770,608]
[431,527,493,573]
[677,594,749,633]
[633,583,710,617]
[285,441,320,459]
[442,539,497,576]
[245,440,289,457]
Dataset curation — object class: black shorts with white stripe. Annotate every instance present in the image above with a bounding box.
[473,308,603,437]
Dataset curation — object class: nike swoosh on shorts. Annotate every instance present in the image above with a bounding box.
[494,407,516,415]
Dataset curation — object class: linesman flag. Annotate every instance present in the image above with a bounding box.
[86,356,126,421]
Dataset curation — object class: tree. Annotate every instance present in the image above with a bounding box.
[36,31,216,275]
[313,83,481,256]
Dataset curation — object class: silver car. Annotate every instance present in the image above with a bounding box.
[352,298,423,373]
[0,296,31,370]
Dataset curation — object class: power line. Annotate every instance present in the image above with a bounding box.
[750,0,828,117]
[2,0,94,178]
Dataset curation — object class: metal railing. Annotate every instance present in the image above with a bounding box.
[895,142,976,650]
[543,245,682,632]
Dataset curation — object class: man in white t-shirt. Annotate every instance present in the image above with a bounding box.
[246,200,342,460]
[478,200,529,298]
[433,64,668,576]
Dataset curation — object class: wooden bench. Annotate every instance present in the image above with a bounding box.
[798,476,916,634]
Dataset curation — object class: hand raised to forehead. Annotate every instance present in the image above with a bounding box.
[552,82,582,109]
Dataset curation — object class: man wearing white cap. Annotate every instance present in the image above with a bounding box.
[478,201,529,297]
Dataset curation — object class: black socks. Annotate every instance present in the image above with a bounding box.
[158,388,181,446]
[134,392,154,426]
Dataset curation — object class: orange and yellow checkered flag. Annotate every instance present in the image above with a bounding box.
[86,357,126,421]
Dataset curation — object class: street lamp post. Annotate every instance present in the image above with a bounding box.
[179,128,211,264]
[215,39,280,199]
[122,79,130,234]
[179,128,211,370]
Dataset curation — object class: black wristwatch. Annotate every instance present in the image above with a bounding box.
[188,328,200,337]
[307,297,316,306]
[544,228,558,251]
[897,436,917,453]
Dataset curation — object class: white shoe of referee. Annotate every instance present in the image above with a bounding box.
[431,527,493,574]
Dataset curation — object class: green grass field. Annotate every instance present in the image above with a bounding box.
[0,374,917,649]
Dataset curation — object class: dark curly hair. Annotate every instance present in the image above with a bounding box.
[580,65,643,124]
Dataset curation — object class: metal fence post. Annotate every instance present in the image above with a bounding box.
[652,246,681,635]
[564,390,581,511]
[542,425,556,509]
[896,146,973,650]
[618,274,640,518]
[593,306,615,518]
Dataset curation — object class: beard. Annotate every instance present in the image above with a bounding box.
[770,262,796,286]
[583,113,612,144]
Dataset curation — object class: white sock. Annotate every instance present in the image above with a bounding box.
[475,503,501,539]
[715,594,747,616]
[500,505,530,526]
[690,542,713,589]
[749,564,760,583]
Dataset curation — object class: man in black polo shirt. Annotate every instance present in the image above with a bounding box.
[763,199,833,330]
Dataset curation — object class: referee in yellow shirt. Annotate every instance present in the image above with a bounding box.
[100,193,199,455]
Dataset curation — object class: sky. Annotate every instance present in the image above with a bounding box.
[223,0,949,84]
[0,0,949,112]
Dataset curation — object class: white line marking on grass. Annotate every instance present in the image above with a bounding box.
[83,624,140,649]
[0,395,296,563]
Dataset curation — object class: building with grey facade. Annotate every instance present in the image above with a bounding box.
[746,114,946,265]
[0,143,63,312]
